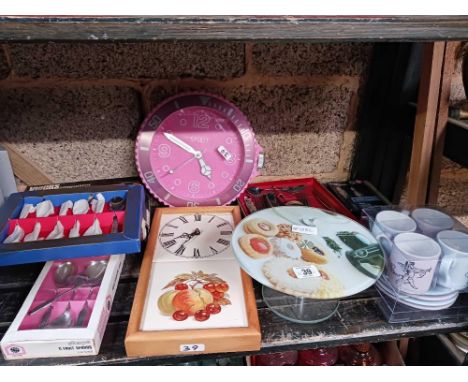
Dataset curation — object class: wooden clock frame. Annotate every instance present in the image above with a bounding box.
[125,206,261,357]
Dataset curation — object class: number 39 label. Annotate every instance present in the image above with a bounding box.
[293,265,321,279]
[179,343,205,353]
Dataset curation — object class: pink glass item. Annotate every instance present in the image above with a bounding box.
[297,347,339,366]
[135,93,263,207]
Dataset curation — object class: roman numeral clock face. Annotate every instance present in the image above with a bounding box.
[159,214,233,259]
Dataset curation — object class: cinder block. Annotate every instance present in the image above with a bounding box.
[0,86,142,182]
[149,84,353,175]
[8,42,245,80]
[252,43,373,76]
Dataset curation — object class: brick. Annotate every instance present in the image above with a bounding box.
[252,43,373,76]
[0,86,142,182]
[0,46,10,79]
[8,42,245,80]
[149,84,353,175]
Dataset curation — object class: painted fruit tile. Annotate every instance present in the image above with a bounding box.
[140,259,248,331]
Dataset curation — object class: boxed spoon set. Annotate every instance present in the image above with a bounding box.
[0,254,124,359]
[0,184,145,266]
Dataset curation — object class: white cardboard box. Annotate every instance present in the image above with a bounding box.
[1,254,124,360]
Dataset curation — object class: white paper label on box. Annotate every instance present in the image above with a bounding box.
[292,225,318,235]
[292,265,321,279]
[180,343,205,353]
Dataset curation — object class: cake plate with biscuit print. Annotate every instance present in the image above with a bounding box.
[231,206,385,323]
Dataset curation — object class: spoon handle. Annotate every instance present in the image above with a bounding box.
[28,280,83,315]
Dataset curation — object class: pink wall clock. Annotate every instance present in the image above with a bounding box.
[135,93,264,207]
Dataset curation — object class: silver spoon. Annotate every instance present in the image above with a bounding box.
[76,288,94,327]
[28,260,108,315]
[46,302,74,329]
[54,261,77,288]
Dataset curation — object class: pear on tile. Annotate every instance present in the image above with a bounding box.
[59,200,73,216]
[4,225,25,243]
[24,222,42,242]
[83,218,103,237]
[46,221,65,240]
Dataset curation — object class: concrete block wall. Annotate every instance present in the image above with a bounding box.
[0,42,372,184]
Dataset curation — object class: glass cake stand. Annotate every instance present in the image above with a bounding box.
[262,285,339,323]
[231,206,385,324]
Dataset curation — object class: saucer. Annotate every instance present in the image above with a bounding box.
[378,274,457,302]
[377,281,458,310]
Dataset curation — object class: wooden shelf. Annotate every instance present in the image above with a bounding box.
[1,16,468,42]
[1,255,467,365]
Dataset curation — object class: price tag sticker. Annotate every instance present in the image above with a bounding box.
[292,225,318,235]
[292,265,321,279]
[179,344,205,353]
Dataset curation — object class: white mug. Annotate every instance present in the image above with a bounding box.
[411,208,454,238]
[387,232,441,295]
[436,230,468,291]
[371,210,417,253]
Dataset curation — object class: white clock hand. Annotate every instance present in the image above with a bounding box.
[198,158,212,180]
[163,132,200,157]
[164,132,213,179]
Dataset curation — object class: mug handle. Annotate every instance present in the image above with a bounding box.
[376,234,393,254]
[438,257,455,287]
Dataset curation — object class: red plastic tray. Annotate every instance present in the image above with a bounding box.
[237,177,356,221]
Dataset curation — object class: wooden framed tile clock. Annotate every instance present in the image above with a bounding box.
[125,206,261,357]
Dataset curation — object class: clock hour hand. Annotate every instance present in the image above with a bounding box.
[175,228,201,241]
[198,158,212,180]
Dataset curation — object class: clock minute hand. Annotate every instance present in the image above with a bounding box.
[163,132,198,156]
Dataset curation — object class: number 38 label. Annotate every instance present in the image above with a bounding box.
[293,265,321,279]
[179,343,205,352]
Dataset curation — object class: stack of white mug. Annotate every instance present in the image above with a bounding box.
[371,207,468,310]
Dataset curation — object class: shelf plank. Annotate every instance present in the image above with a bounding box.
[1,16,468,42]
[1,277,467,365]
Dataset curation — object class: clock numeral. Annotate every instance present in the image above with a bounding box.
[217,238,230,246]
[187,201,200,207]
[209,246,219,255]
[144,171,156,184]
[175,245,186,257]
[162,239,176,249]
[194,214,202,222]
[208,216,215,223]
[233,179,246,192]
[167,224,178,229]
[220,231,232,235]
[217,222,229,228]
[160,232,174,237]
[193,248,201,258]
[179,216,188,224]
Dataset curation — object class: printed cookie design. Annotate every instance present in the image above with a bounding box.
[276,224,303,243]
[270,237,302,259]
[239,234,273,259]
[300,240,329,265]
[262,258,344,298]
[244,218,279,237]
[262,258,322,296]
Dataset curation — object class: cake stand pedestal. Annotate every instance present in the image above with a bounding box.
[262,285,339,324]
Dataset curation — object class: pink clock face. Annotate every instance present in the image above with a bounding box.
[136,93,261,206]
